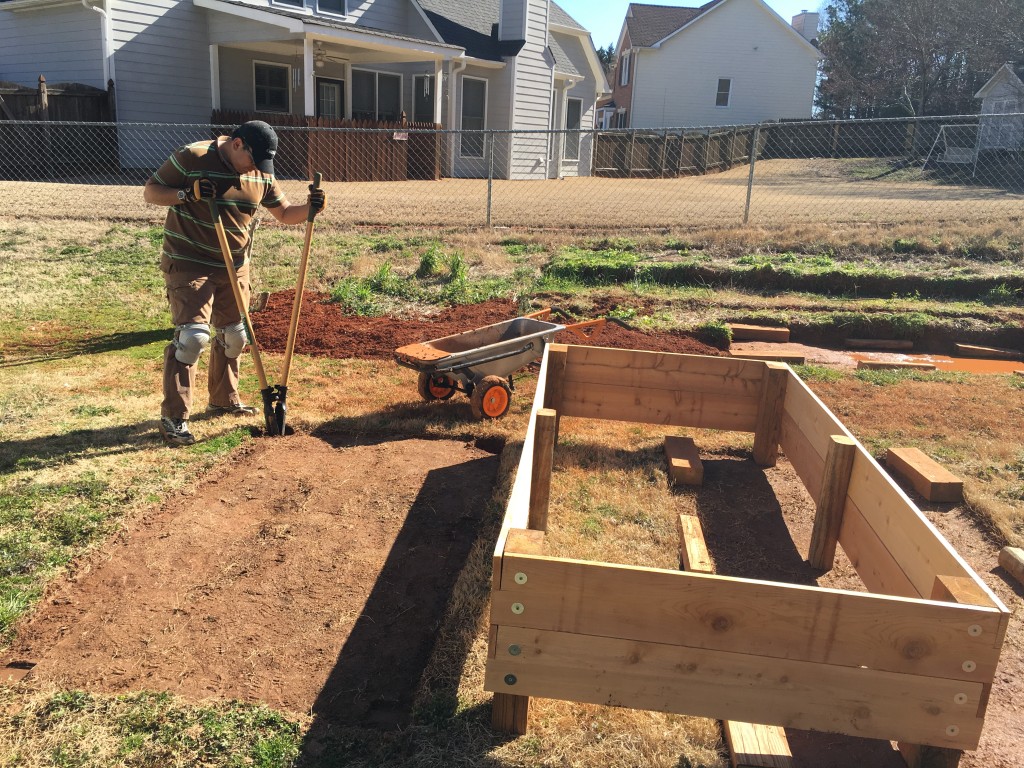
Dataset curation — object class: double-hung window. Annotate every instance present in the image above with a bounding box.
[352,70,402,121]
[564,98,582,160]
[254,62,290,113]
[620,51,631,87]
[461,77,487,158]
[716,78,732,107]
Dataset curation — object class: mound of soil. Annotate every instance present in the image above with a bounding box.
[252,293,721,359]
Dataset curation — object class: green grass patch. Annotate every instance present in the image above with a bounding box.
[853,369,971,386]
[792,364,847,383]
[695,320,732,349]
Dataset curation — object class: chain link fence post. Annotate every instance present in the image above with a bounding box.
[486,131,494,228]
[743,123,762,225]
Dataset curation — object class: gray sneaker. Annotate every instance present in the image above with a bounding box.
[207,402,257,417]
[159,417,196,447]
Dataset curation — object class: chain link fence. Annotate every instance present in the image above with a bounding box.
[1,114,1022,230]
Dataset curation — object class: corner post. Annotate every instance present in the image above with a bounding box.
[542,343,568,441]
[808,435,857,569]
[528,409,557,532]
[752,362,788,467]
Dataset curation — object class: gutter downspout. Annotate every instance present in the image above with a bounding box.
[82,0,114,87]
[447,56,467,177]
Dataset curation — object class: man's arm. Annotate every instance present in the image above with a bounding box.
[143,178,186,207]
[265,199,315,226]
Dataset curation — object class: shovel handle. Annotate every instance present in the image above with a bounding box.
[207,196,271,391]
[281,171,322,387]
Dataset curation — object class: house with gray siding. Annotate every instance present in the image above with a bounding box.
[0,0,608,178]
[609,0,821,129]
[975,64,1024,152]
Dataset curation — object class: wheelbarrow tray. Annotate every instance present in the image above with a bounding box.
[395,317,564,382]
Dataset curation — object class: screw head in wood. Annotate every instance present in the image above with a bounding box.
[514,572,528,585]
[954,693,968,705]
[504,674,517,686]
[967,624,982,637]
[946,725,960,737]
[508,644,521,656]
[962,660,976,673]
[511,602,525,615]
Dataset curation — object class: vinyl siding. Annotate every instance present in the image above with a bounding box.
[551,31,596,176]
[630,0,818,129]
[219,47,302,114]
[0,4,104,88]
[451,64,509,178]
[109,0,211,123]
[508,0,552,178]
[499,0,525,41]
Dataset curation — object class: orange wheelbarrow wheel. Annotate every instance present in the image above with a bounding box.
[417,372,457,401]
[470,375,512,420]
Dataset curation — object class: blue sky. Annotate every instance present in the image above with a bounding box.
[556,0,825,49]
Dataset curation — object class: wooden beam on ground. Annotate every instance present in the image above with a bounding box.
[753,363,788,467]
[528,409,557,532]
[808,435,857,570]
[723,721,793,768]
[857,360,936,371]
[732,352,805,364]
[665,436,703,486]
[1014,370,1024,377]
[845,339,914,350]
[998,546,1024,587]
[1,662,35,684]
[729,324,790,343]
[954,343,1022,360]
[491,691,530,734]
[886,447,964,503]
[677,514,713,573]
[542,344,568,440]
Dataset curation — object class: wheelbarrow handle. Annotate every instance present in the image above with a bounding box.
[524,307,553,320]
[435,342,536,374]
[562,318,607,341]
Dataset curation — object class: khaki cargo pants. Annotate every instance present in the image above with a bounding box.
[161,254,250,420]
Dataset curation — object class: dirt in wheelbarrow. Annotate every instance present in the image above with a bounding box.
[251,292,722,359]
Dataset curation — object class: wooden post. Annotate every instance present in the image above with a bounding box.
[528,409,557,532]
[542,344,568,441]
[808,436,857,570]
[491,690,530,734]
[106,79,116,121]
[38,74,48,120]
[752,363,788,467]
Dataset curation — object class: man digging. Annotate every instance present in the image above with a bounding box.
[144,120,326,446]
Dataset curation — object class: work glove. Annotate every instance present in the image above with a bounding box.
[308,186,326,218]
[184,177,216,203]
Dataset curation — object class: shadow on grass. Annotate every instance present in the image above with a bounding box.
[0,422,164,472]
[0,328,169,368]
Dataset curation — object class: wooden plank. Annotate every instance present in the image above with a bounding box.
[528,409,557,531]
[1,662,35,684]
[491,691,530,734]
[886,447,964,503]
[559,379,759,432]
[998,546,1024,587]
[931,575,996,608]
[845,339,915,350]
[491,554,1003,681]
[677,514,713,573]
[562,358,763,399]
[666,437,703,486]
[808,436,857,570]
[779,410,824,503]
[954,343,1022,360]
[753,363,788,467]
[731,352,806,364]
[838,501,920,598]
[485,626,986,750]
[723,721,793,768]
[505,528,545,556]
[857,360,937,371]
[729,324,791,343]
[563,344,764,380]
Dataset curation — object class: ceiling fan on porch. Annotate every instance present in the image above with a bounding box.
[313,41,349,69]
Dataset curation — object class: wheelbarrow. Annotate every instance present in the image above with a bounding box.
[394,308,606,419]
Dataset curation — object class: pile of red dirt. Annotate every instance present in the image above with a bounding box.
[253,292,721,359]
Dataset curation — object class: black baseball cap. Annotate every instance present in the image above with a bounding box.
[231,120,278,175]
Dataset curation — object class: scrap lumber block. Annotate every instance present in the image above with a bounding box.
[665,436,703,486]
[723,720,794,768]
[886,447,963,503]
[729,324,790,343]
[808,436,857,570]
[845,338,914,350]
[857,360,936,371]
[677,514,713,574]
[1,662,35,684]
[999,546,1024,587]
[731,352,805,364]
[954,343,1022,360]
[491,692,530,734]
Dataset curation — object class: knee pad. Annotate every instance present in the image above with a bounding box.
[173,323,211,365]
[216,321,248,359]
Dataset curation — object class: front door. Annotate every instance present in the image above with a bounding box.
[316,78,345,120]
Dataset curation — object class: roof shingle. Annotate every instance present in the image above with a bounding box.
[625,0,724,47]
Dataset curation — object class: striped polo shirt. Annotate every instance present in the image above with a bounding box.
[149,139,285,268]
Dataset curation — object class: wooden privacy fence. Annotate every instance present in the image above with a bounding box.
[763,117,979,160]
[487,344,1009,764]
[593,126,760,178]
[212,110,442,182]
[0,76,115,122]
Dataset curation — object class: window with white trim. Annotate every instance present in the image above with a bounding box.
[254,62,290,113]
[461,77,487,158]
[615,110,627,129]
[352,69,402,122]
[564,98,582,160]
[619,51,631,87]
[272,0,303,7]
[315,0,346,14]
[716,78,732,107]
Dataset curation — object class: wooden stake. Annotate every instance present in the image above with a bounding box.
[528,409,557,532]
[753,363,788,467]
[543,344,568,441]
[491,691,530,734]
[808,436,857,570]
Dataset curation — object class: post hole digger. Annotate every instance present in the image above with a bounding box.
[208,172,322,436]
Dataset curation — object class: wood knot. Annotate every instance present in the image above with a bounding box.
[710,615,732,633]
[902,639,932,660]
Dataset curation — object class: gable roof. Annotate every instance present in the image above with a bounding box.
[548,31,582,77]
[550,2,585,30]
[625,0,723,47]
[975,63,1024,99]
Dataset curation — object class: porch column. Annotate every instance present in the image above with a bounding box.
[303,39,315,116]
[344,62,353,119]
[433,58,443,127]
[209,45,220,111]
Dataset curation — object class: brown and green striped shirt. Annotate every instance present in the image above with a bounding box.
[149,139,285,268]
